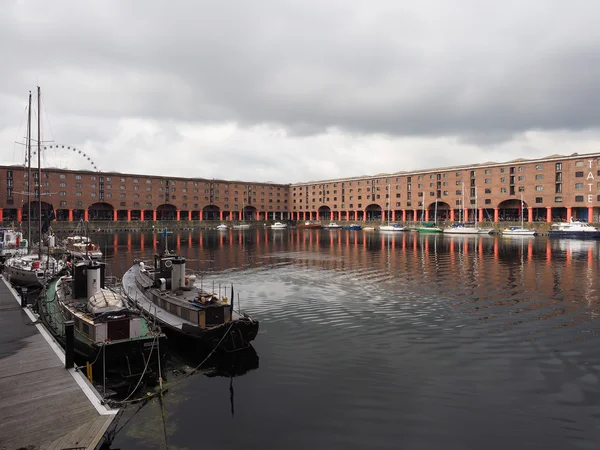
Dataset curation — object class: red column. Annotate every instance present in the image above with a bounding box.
[546,207,552,223]
[363,211,367,222]
[200,211,203,221]
[127,209,131,221]
[330,211,334,221]
[140,210,144,221]
[176,210,181,221]
[588,206,594,223]
[220,210,223,221]
[478,208,483,223]
[188,210,192,220]
[0,209,3,222]
[450,209,455,222]
[256,211,259,220]
[402,210,406,222]
[527,207,533,223]
[566,206,572,221]
[68,209,73,222]
[425,209,430,221]
[17,209,22,222]
[392,210,396,221]
[113,210,117,221]
[153,210,157,221]
[494,208,499,222]
[84,209,89,221]
[413,210,417,221]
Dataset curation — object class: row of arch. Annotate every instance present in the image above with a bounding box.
[0,200,586,223]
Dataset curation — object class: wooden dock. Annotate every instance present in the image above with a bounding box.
[0,277,119,450]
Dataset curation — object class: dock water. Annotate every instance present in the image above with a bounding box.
[0,277,119,449]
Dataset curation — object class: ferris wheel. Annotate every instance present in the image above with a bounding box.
[25,143,100,172]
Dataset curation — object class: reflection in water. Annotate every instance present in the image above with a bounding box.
[104,229,600,450]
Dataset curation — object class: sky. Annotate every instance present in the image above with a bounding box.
[2,0,600,184]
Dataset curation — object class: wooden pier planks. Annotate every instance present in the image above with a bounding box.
[0,279,117,450]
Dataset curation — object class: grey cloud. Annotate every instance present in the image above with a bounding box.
[2,0,600,139]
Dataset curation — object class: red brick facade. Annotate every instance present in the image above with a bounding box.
[1,152,599,223]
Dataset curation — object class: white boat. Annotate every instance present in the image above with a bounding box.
[548,218,600,238]
[379,185,406,232]
[0,228,28,259]
[216,224,229,231]
[379,224,407,232]
[3,88,64,286]
[233,223,250,230]
[443,223,480,234]
[444,185,489,234]
[64,235,103,259]
[502,194,536,236]
[325,222,341,229]
[4,253,64,286]
[270,222,288,229]
[502,226,537,236]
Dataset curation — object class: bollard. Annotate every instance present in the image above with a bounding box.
[65,320,75,369]
[20,287,28,308]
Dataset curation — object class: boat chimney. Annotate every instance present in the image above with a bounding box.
[170,257,185,291]
[86,261,102,298]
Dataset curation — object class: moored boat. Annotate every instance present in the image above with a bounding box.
[442,224,479,235]
[325,222,342,229]
[342,224,363,230]
[216,224,229,231]
[270,222,288,229]
[548,219,600,238]
[502,226,536,236]
[122,242,259,353]
[39,260,166,386]
[379,224,406,232]
[297,221,322,229]
[413,222,443,233]
[63,235,103,259]
[3,253,64,287]
[0,228,28,262]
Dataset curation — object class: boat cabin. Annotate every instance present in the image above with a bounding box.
[146,253,233,328]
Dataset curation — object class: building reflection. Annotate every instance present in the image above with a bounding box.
[101,228,599,309]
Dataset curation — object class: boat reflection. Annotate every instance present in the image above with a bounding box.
[169,344,259,380]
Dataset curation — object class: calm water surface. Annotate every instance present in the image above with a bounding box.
[101,229,600,450]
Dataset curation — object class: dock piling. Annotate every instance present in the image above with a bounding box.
[19,287,28,307]
[65,320,75,369]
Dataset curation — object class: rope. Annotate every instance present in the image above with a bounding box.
[115,332,159,404]
[109,322,235,406]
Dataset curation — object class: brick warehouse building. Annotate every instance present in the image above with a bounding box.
[1,151,600,224]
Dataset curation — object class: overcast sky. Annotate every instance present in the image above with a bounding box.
[2,0,600,184]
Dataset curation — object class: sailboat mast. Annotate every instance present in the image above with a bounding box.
[26,91,32,253]
[37,86,42,258]
[475,186,478,227]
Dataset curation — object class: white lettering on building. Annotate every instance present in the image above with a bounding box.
[589,194,594,203]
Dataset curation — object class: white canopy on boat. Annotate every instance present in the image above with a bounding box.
[87,289,126,314]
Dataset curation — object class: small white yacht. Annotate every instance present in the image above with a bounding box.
[270,222,288,229]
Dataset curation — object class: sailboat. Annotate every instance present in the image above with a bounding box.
[414,197,443,233]
[380,185,406,232]
[233,197,250,230]
[3,87,64,287]
[502,194,536,236]
[444,184,480,235]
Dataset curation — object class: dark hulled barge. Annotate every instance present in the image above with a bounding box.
[122,249,259,353]
[39,260,167,386]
